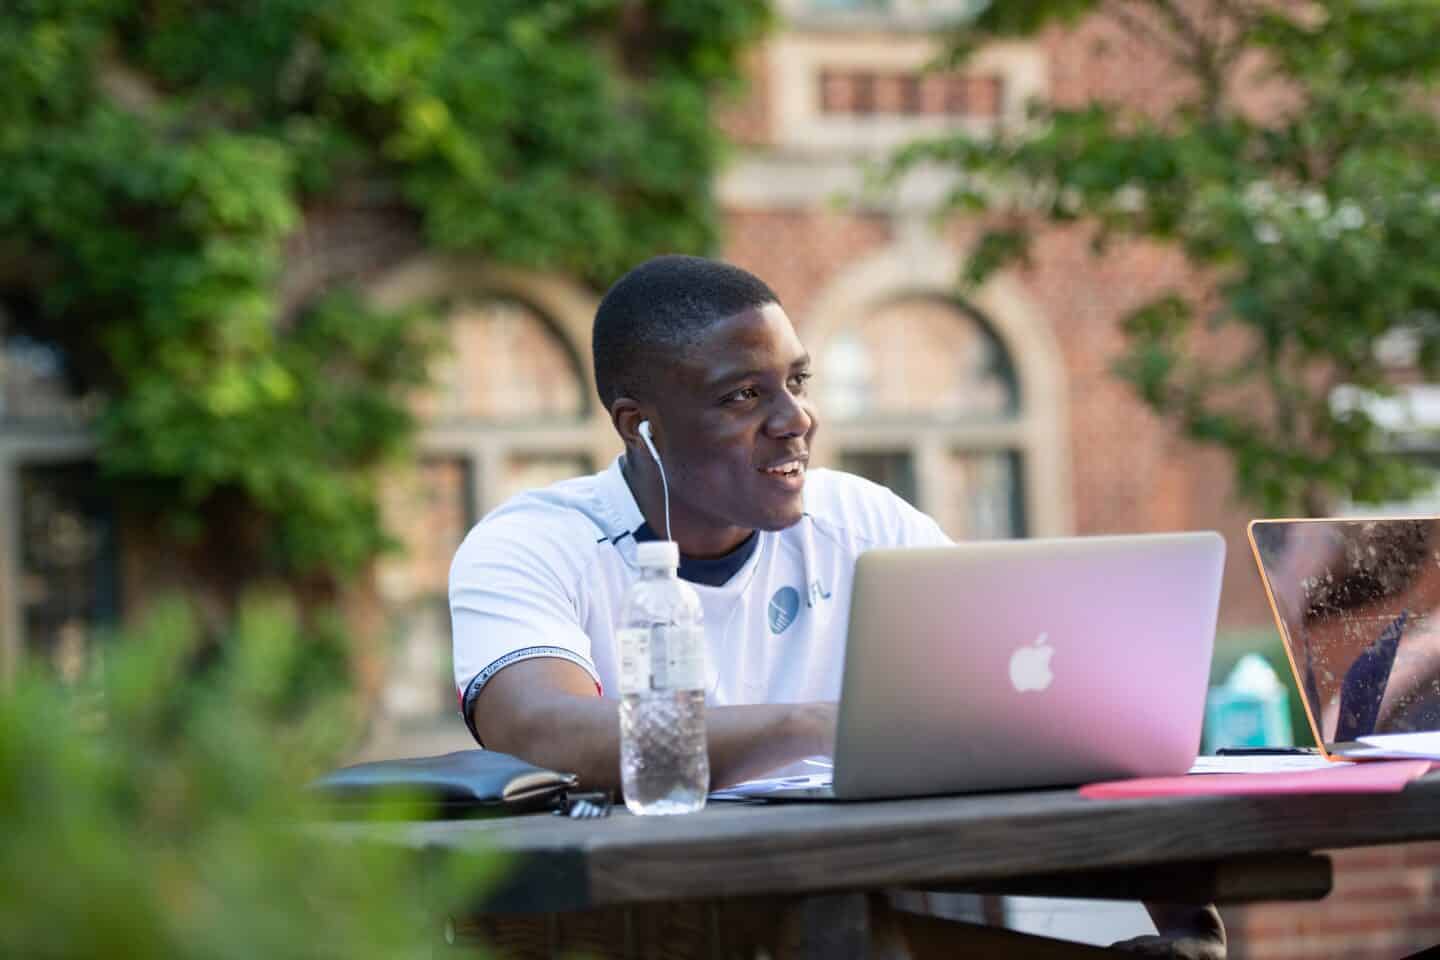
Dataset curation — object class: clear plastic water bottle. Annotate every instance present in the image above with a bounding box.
[618,540,709,815]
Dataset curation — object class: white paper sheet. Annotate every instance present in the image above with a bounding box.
[709,772,833,800]
[715,754,1353,796]
[1356,732,1440,759]
[1187,754,1348,774]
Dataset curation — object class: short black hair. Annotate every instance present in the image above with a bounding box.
[592,255,781,409]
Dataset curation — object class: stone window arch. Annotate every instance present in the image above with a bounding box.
[816,294,1024,539]
[415,296,590,425]
[818,294,1017,423]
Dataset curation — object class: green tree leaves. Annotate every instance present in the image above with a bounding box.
[901,0,1440,515]
[1,0,764,591]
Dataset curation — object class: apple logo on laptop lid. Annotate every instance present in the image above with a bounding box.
[1010,633,1055,693]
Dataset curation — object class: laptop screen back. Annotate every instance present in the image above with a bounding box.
[832,531,1225,798]
[1248,518,1440,751]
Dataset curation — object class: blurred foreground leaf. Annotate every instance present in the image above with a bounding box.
[0,595,502,959]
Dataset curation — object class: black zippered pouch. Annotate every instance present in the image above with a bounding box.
[312,749,583,818]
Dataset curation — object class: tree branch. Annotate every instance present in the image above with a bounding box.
[1153,0,1209,51]
[1103,0,1194,67]
[1153,0,1228,115]
[1209,0,1264,75]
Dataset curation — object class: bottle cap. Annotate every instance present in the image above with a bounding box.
[1226,653,1283,695]
[635,540,680,569]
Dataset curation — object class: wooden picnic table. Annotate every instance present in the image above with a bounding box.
[332,771,1440,958]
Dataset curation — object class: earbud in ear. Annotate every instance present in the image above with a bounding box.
[637,419,662,467]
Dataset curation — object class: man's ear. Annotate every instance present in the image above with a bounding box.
[610,397,647,449]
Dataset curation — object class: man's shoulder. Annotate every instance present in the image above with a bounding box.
[453,471,623,571]
[804,468,912,523]
[803,468,949,550]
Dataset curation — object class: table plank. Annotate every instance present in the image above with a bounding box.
[331,773,1440,911]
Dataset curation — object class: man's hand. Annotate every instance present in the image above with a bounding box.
[1110,933,1225,959]
[1113,903,1225,959]
[792,700,838,758]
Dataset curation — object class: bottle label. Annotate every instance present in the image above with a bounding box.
[617,628,650,696]
[651,624,707,692]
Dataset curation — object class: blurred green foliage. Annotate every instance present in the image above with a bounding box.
[0,593,500,958]
[0,0,767,587]
[897,0,1440,516]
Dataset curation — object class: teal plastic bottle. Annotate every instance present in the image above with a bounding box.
[1203,653,1294,753]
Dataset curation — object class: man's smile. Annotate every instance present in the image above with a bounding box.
[759,455,808,490]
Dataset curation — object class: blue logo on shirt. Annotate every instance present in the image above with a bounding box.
[768,586,801,634]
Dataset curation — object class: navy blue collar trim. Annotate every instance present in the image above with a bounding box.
[633,522,758,587]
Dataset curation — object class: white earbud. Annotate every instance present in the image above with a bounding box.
[638,420,661,466]
[636,419,671,542]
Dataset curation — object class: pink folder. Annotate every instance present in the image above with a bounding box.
[1080,760,1435,799]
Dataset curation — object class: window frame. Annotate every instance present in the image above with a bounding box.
[0,426,100,685]
[815,387,1034,541]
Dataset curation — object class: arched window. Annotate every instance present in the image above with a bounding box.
[381,296,597,603]
[404,292,603,517]
[367,264,613,737]
[814,295,1027,540]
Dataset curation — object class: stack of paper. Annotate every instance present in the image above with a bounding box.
[710,772,832,801]
[1188,754,1339,774]
[1351,732,1440,760]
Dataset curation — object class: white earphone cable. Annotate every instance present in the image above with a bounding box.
[657,452,671,542]
[640,422,671,542]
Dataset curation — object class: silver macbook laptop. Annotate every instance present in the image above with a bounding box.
[731,531,1226,801]
[1249,517,1440,762]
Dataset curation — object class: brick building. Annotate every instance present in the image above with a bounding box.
[3,2,1436,954]
[702,6,1438,955]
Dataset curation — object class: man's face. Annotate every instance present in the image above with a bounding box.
[648,302,817,551]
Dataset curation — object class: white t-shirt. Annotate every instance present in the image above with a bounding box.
[450,457,950,738]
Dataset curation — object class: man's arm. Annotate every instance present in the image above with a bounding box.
[469,658,836,791]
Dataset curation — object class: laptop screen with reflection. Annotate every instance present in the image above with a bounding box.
[1249,517,1440,754]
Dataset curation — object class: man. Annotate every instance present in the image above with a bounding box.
[450,254,1224,958]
